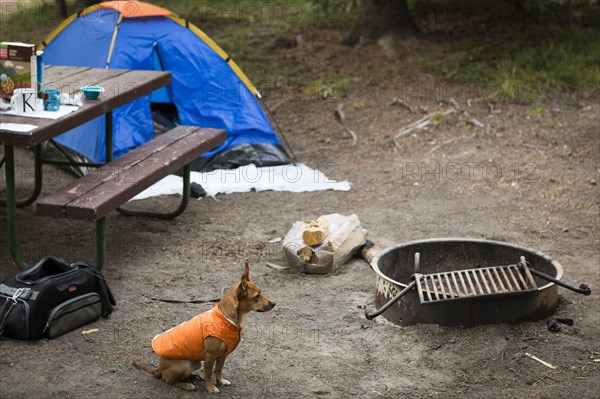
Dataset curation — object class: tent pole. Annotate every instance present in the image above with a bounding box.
[105,14,124,69]
[260,98,297,163]
[154,43,175,104]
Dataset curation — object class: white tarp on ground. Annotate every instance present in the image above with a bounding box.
[131,163,351,201]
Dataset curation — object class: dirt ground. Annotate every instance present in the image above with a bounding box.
[1,21,599,399]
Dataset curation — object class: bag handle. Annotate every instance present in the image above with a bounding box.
[72,262,116,317]
[16,257,75,285]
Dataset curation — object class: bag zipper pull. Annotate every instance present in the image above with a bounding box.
[10,288,30,302]
[0,288,31,336]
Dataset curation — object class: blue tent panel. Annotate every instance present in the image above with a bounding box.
[150,48,170,104]
[42,9,289,167]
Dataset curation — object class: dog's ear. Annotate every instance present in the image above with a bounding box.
[242,261,250,281]
[238,262,250,296]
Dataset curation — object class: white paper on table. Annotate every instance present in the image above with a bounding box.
[1,105,79,120]
[0,123,38,132]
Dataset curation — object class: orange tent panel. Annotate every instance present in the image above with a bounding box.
[99,1,172,18]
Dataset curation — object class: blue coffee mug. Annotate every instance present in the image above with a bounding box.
[43,88,61,112]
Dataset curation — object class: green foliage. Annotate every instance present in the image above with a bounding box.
[412,26,599,100]
[411,56,494,84]
[152,0,315,27]
[431,111,444,123]
[307,0,361,14]
[496,27,600,92]
[303,76,350,99]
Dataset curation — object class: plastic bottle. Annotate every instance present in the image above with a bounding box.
[36,50,44,99]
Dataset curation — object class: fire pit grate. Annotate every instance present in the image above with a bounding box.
[365,239,591,325]
[415,261,538,305]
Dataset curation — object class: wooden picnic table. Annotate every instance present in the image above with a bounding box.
[0,66,172,270]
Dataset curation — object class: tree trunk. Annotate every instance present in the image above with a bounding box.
[346,0,419,46]
[56,0,102,18]
[81,0,102,7]
[55,0,68,18]
[78,0,104,8]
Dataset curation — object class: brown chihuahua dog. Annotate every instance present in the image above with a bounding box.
[133,262,275,393]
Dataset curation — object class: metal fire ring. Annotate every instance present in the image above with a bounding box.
[367,238,574,326]
[371,238,564,292]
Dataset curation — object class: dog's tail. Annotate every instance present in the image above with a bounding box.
[132,360,161,379]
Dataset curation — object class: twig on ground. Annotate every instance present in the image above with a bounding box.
[464,115,485,128]
[335,102,358,146]
[269,99,287,112]
[342,128,358,146]
[335,102,346,123]
[265,262,288,271]
[393,108,456,147]
[470,117,485,128]
[525,352,558,369]
[522,143,547,151]
[388,97,414,113]
[438,97,459,109]
[428,139,454,154]
[467,97,483,108]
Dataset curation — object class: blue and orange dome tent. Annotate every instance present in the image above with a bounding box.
[39,0,291,169]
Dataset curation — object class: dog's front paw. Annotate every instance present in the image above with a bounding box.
[217,378,231,386]
[205,384,221,394]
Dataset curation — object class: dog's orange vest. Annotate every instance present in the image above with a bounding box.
[151,306,241,360]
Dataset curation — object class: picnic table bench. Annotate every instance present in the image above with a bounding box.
[36,126,226,269]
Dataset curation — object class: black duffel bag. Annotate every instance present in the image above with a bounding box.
[0,257,116,340]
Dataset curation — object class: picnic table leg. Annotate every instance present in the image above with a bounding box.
[96,217,106,270]
[116,163,191,220]
[105,111,113,163]
[3,145,28,270]
[90,112,113,271]
[0,145,43,207]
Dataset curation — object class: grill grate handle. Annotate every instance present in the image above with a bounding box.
[520,257,591,296]
[365,278,418,320]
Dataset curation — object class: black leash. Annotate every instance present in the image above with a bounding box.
[135,291,220,304]
[75,264,220,305]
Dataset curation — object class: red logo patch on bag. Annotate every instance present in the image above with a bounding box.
[68,285,77,293]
